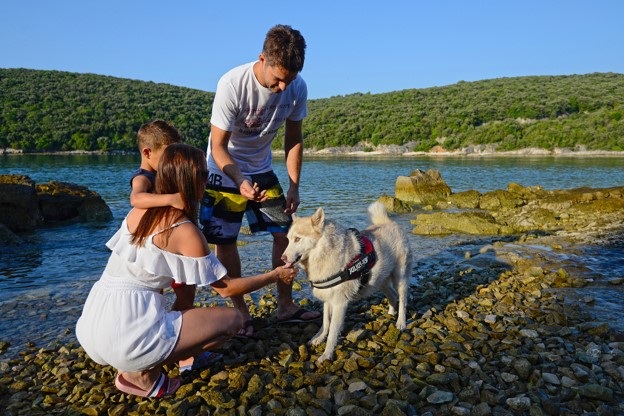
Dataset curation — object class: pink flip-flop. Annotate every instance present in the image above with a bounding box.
[115,372,181,398]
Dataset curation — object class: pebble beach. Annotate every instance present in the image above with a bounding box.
[1,227,623,415]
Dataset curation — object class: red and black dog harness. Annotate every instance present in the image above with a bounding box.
[311,228,377,289]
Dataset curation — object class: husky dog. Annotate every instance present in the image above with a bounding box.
[282,202,412,363]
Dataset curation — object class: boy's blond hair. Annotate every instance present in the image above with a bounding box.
[137,120,182,150]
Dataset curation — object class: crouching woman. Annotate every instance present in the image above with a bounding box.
[76,143,297,398]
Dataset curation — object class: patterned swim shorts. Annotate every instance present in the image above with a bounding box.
[199,170,291,245]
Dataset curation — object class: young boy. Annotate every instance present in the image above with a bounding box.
[131,120,192,309]
[131,120,184,211]
[131,120,221,373]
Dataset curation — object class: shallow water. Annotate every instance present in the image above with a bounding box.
[1,154,623,356]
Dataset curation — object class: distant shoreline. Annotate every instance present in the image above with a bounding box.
[299,147,624,158]
[3,147,624,157]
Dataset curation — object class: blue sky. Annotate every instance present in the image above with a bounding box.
[1,1,623,99]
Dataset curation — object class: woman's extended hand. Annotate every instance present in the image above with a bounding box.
[275,265,298,286]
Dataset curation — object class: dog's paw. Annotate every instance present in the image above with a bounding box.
[316,353,333,364]
[309,336,325,347]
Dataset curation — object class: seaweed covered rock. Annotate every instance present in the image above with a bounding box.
[36,181,112,223]
[0,175,112,236]
[376,194,413,214]
[412,182,624,236]
[412,211,508,235]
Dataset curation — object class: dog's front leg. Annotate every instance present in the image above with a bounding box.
[310,302,331,346]
[317,302,348,363]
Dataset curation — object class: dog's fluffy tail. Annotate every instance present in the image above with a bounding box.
[368,201,392,225]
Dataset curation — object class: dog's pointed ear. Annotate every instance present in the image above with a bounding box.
[311,207,325,229]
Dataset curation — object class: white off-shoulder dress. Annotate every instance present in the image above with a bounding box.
[76,218,227,372]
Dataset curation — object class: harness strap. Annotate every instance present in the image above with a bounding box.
[311,228,376,289]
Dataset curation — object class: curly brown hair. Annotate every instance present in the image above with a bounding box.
[262,24,306,73]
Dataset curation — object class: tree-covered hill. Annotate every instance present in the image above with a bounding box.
[301,72,624,152]
[1,68,623,152]
[0,68,213,151]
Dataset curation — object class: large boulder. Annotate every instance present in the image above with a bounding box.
[0,175,112,234]
[0,174,42,232]
[395,169,452,205]
[36,181,113,222]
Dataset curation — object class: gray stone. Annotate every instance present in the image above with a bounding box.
[426,390,454,404]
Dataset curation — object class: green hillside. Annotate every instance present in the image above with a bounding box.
[0,68,213,151]
[1,68,623,152]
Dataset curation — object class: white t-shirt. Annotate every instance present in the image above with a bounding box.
[208,61,308,187]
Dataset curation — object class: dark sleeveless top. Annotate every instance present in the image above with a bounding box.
[130,168,156,188]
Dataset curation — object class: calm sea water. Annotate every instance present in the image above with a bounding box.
[0,154,623,354]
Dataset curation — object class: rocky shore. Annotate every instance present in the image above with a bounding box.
[1,227,623,415]
[1,173,623,415]
[299,144,624,158]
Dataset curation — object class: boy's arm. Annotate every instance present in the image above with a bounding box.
[130,175,184,209]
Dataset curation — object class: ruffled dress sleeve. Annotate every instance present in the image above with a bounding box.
[105,219,227,287]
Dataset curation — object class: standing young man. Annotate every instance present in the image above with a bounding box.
[201,24,320,337]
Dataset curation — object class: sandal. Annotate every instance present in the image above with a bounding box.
[235,319,255,339]
[115,372,180,398]
[180,351,223,374]
[277,308,321,324]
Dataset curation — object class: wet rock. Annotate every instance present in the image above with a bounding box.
[377,194,414,214]
[479,189,525,210]
[36,181,112,222]
[395,169,451,205]
[412,211,505,236]
[447,189,481,209]
[0,174,42,231]
[0,175,112,235]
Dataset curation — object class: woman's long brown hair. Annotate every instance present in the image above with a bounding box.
[131,143,205,247]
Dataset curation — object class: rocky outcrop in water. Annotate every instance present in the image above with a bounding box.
[0,174,112,242]
[414,183,624,237]
[395,169,452,205]
[0,175,42,232]
[385,170,624,238]
[35,180,113,223]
